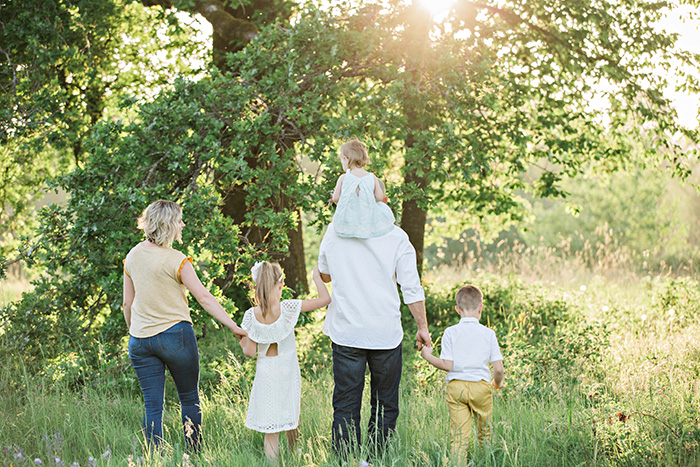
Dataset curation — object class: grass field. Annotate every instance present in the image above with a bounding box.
[1,260,699,466]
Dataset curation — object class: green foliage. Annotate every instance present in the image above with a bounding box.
[3,0,700,387]
[0,0,210,257]
[407,274,609,397]
[0,74,277,376]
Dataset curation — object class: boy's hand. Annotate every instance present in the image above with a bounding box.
[420,345,433,359]
[492,380,503,389]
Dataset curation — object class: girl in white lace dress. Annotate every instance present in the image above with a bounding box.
[239,261,331,461]
[331,139,395,238]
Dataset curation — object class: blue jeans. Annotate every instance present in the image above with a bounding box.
[128,321,201,450]
[331,342,402,455]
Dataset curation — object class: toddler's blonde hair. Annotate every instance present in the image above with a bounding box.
[254,261,284,319]
[340,139,370,169]
[456,285,483,314]
[137,200,182,247]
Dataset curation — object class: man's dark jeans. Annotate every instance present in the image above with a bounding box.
[331,342,402,456]
[128,321,201,451]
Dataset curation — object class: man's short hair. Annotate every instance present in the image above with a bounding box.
[456,285,483,313]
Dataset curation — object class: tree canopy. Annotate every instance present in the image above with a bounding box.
[1,0,698,377]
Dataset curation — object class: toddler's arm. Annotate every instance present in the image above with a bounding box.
[374,176,388,203]
[301,266,332,312]
[492,360,504,388]
[332,174,344,204]
[420,345,454,372]
[239,336,257,358]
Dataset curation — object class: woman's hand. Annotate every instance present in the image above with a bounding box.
[232,324,247,340]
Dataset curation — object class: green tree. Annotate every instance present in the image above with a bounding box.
[0,0,209,259]
[325,0,699,268]
[2,0,699,378]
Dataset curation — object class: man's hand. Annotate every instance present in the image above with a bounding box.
[407,301,430,350]
[415,327,431,351]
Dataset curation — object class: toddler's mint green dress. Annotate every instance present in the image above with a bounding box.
[333,171,395,238]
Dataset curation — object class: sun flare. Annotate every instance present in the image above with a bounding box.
[417,0,457,17]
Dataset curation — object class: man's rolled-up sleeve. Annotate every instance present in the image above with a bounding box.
[396,237,425,304]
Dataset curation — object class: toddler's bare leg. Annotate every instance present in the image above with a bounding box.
[264,432,281,461]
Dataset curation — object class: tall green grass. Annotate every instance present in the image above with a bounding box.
[3,249,700,465]
[0,355,617,466]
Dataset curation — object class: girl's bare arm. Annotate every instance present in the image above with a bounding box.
[301,266,332,312]
[240,336,257,357]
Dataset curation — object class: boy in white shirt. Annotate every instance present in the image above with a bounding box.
[420,284,504,458]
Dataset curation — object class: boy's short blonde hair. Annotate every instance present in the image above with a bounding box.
[137,200,182,247]
[340,139,370,169]
[456,285,483,314]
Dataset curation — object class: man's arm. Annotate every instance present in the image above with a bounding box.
[395,231,430,349]
[408,300,431,350]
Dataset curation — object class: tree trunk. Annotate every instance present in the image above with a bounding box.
[143,0,309,294]
[279,206,308,294]
[400,139,429,274]
[398,1,432,274]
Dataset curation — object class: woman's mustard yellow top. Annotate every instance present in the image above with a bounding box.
[124,243,193,338]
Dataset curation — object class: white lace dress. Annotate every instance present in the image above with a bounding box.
[241,299,302,433]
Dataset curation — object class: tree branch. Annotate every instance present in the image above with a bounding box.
[141,0,259,44]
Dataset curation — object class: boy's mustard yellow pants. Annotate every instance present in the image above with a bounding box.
[445,379,493,457]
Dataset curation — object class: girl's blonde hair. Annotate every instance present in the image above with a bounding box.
[254,261,284,319]
[137,200,182,247]
[340,139,370,169]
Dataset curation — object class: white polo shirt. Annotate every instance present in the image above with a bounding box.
[440,317,503,383]
[318,223,425,349]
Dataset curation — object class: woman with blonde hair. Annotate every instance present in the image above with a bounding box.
[123,200,246,451]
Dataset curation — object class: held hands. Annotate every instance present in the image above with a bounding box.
[416,328,431,351]
[232,323,248,340]
[420,345,433,360]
